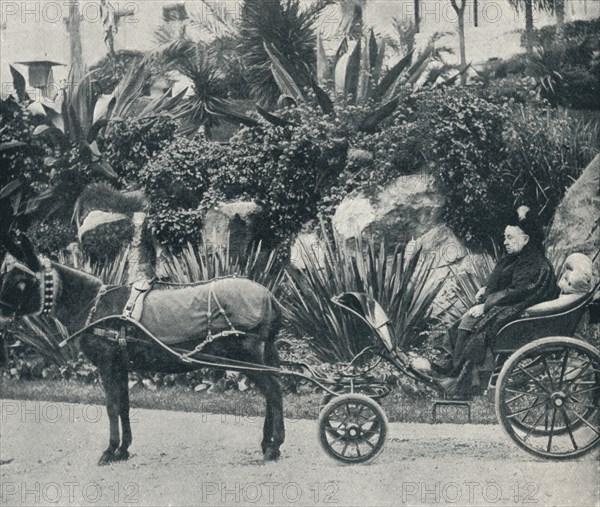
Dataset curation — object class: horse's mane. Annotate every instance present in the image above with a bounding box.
[50,261,104,286]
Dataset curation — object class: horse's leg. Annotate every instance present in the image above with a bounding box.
[262,335,284,460]
[247,373,274,455]
[260,374,284,461]
[262,403,274,455]
[98,365,121,466]
[113,363,131,461]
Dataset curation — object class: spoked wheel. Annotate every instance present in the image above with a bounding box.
[496,337,600,460]
[318,394,388,464]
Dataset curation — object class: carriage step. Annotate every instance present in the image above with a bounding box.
[432,400,472,424]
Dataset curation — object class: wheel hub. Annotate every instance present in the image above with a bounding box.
[550,391,567,408]
[345,423,362,441]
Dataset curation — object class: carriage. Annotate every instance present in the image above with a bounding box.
[313,288,600,463]
[1,259,599,465]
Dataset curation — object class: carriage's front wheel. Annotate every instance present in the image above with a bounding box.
[495,337,600,460]
[318,394,388,464]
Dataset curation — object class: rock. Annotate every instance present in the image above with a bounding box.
[332,173,443,244]
[289,230,327,270]
[77,210,129,241]
[547,154,600,259]
[202,201,262,258]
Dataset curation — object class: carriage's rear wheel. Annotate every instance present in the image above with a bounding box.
[496,337,600,460]
[318,394,388,464]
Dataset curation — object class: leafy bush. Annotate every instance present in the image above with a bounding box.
[376,87,599,248]
[0,97,47,188]
[203,104,351,247]
[80,219,134,263]
[413,88,510,246]
[100,116,178,183]
[140,135,226,247]
[28,218,77,258]
[284,227,446,362]
[505,19,600,110]
[503,107,599,225]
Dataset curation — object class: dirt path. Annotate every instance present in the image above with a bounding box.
[0,400,597,506]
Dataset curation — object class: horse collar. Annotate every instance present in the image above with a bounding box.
[38,259,59,316]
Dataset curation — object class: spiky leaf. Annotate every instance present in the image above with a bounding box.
[256,105,294,127]
[264,42,305,102]
[358,96,399,133]
[9,65,29,103]
[310,77,334,115]
[373,50,413,100]
[316,32,332,85]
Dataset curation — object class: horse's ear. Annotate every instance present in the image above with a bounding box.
[3,231,42,272]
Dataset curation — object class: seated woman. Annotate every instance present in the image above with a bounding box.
[433,206,559,398]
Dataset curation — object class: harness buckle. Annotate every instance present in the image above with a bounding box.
[122,302,134,320]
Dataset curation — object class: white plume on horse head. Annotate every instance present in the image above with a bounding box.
[516,205,530,221]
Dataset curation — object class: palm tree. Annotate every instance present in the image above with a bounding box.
[238,0,331,107]
[509,0,564,54]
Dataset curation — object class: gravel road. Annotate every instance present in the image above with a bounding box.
[0,400,597,507]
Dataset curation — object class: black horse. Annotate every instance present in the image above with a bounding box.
[0,256,284,464]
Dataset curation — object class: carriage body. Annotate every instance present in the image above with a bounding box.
[326,290,600,463]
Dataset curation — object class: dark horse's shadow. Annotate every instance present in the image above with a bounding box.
[0,256,284,466]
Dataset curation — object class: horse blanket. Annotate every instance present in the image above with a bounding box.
[135,278,277,345]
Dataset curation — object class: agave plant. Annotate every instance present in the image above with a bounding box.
[160,237,284,294]
[284,226,447,363]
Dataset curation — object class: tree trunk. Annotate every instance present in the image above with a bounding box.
[451,0,468,85]
[67,0,84,77]
[414,0,420,33]
[126,212,153,282]
[555,0,565,37]
[524,0,534,55]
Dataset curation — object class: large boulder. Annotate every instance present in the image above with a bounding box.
[289,230,327,270]
[547,154,600,259]
[202,201,262,258]
[332,174,444,244]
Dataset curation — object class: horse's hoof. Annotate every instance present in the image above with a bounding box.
[263,448,280,461]
[113,448,129,461]
[98,453,114,466]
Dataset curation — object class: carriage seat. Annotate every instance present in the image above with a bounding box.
[520,292,589,318]
[493,291,592,353]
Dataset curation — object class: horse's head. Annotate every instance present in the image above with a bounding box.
[0,263,43,320]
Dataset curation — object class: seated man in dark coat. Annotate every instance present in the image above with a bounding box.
[434,206,559,398]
